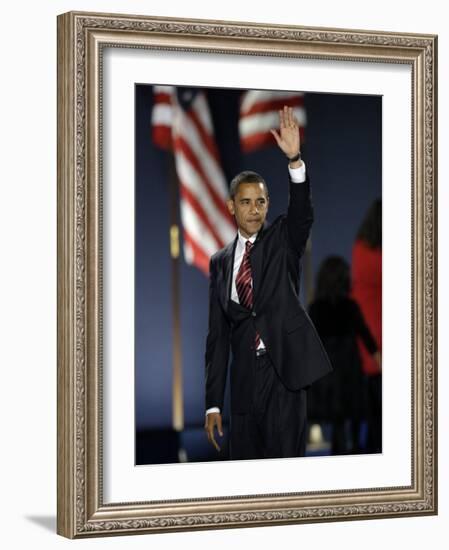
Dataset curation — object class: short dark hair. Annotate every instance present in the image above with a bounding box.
[229,170,269,200]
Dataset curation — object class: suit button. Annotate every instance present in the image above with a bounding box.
[252,311,257,317]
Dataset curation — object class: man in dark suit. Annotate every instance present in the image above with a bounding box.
[204,106,332,460]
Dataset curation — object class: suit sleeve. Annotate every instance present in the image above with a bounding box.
[204,255,231,411]
[285,174,314,257]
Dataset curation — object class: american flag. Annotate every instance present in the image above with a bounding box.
[239,90,306,153]
[151,86,236,276]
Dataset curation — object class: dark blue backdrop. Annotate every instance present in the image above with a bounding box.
[135,86,381,431]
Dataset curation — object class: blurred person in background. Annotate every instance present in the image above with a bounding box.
[351,199,382,453]
[308,256,381,455]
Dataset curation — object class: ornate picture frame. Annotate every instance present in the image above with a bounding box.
[57,11,437,538]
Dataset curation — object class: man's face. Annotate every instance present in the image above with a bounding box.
[227,182,269,238]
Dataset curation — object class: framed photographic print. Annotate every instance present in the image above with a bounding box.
[57,11,438,538]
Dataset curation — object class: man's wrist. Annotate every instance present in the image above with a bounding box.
[289,159,303,169]
[288,161,306,183]
[287,150,302,169]
[286,150,301,163]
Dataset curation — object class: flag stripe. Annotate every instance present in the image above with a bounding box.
[240,95,304,117]
[240,90,304,113]
[179,184,227,249]
[172,109,228,199]
[182,229,211,276]
[153,85,175,94]
[186,107,221,164]
[190,92,214,137]
[152,126,172,149]
[152,87,174,149]
[151,102,173,126]
[240,108,307,137]
[239,90,306,154]
[174,137,234,227]
[179,199,221,257]
[175,151,235,242]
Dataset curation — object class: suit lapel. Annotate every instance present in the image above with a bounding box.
[222,236,238,310]
[249,222,267,302]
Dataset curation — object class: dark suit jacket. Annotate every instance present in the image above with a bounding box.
[205,174,333,414]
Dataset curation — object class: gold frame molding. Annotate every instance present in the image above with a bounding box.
[57,10,438,538]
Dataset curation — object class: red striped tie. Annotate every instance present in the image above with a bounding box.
[236,241,261,348]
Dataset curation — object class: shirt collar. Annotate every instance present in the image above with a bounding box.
[237,229,258,248]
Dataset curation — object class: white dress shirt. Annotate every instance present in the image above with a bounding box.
[206,163,306,416]
[231,230,266,349]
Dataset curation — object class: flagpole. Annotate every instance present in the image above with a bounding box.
[167,152,184,432]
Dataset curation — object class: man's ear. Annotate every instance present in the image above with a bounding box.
[226,198,235,216]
